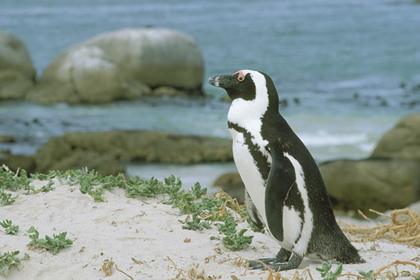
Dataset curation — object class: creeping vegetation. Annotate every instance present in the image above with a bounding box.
[0,251,20,276]
[0,220,19,235]
[0,190,19,205]
[0,251,29,276]
[179,213,211,231]
[27,226,73,255]
[316,261,343,280]
[216,216,253,251]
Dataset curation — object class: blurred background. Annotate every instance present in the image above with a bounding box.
[0,0,419,191]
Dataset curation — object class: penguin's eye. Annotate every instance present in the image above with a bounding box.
[235,71,245,82]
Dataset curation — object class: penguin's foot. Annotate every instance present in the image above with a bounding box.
[248,252,303,271]
[275,248,292,262]
[248,248,292,269]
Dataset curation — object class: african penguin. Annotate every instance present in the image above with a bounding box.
[209,70,364,271]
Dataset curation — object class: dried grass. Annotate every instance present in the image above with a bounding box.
[340,208,420,247]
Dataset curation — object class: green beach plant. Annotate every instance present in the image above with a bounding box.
[216,216,253,251]
[0,190,19,205]
[358,269,375,280]
[27,226,73,255]
[316,261,343,280]
[0,220,19,235]
[0,251,28,276]
[179,213,211,231]
[0,166,31,192]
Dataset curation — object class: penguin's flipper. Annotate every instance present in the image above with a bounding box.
[265,144,296,242]
[245,190,265,230]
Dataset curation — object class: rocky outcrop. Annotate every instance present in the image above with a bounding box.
[1,154,36,174]
[371,114,420,163]
[319,158,420,213]
[26,28,204,104]
[56,131,232,164]
[31,137,125,176]
[320,113,420,214]
[213,173,245,204]
[0,30,36,99]
[2,131,233,176]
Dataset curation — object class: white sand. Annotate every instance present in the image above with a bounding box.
[1,180,419,280]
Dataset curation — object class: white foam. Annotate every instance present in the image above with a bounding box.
[299,130,367,147]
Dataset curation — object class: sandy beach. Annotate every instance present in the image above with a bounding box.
[1,179,419,280]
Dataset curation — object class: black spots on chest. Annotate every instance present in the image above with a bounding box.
[285,182,306,244]
[284,183,305,214]
[228,122,270,181]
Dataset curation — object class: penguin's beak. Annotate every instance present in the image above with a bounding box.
[208,75,235,89]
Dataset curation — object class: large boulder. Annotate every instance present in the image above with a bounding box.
[319,158,420,213]
[29,45,151,104]
[0,30,35,99]
[371,113,420,163]
[26,28,204,104]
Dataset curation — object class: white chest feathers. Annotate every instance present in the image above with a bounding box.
[229,129,314,256]
[227,70,272,227]
[229,128,270,224]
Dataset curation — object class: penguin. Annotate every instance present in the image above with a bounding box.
[209,70,364,271]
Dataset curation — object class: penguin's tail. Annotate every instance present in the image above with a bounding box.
[310,223,365,264]
[330,227,365,264]
[335,241,365,264]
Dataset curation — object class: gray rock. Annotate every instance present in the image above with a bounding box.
[60,131,232,164]
[213,173,245,204]
[17,130,232,176]
[27,45,151,104]
[1,154,36,174]
[371,113,420,163]
[33,137,73,172]
[52,150,126,176]
[0,135,15,143]
[152,86,190,97]
[84,28,204,91]
[26,28,204,104]
[408,201,420,214]
[319,157,420,213]
[0,30,35,99]
[32,137,125,176]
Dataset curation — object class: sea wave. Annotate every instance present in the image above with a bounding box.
[300,130,368,147]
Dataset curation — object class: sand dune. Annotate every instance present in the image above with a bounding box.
[1,179,419,279]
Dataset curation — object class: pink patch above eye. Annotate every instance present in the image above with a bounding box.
[234,71,245,82]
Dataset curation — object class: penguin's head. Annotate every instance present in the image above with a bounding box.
[209,69,279,108]
[209,70,256,101]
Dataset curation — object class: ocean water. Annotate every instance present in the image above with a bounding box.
[1,0,419,189]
